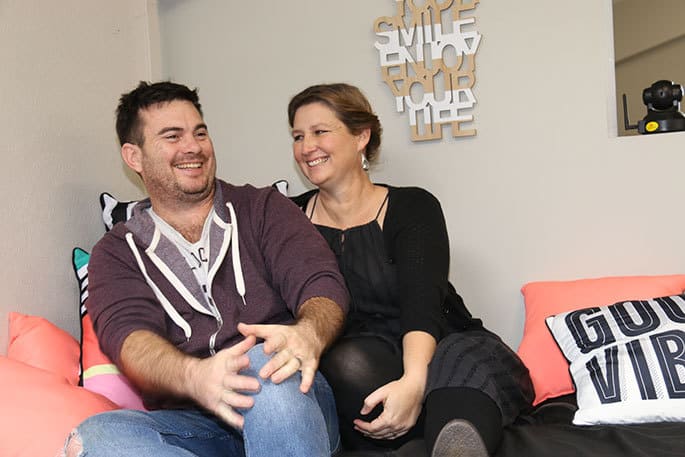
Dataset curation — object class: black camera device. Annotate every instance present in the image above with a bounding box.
[623,80,685,134]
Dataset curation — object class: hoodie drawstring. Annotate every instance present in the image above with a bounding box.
[227,203,246,306]
[125,233,192,339]
[122,203,246,341]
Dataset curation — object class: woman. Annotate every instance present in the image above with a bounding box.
[287,83,533,457]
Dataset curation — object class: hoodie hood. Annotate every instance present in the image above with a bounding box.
[121,181,246,351]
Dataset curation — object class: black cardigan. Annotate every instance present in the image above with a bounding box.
[292,185,480,341]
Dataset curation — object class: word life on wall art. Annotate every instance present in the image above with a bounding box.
[374,0,481,142]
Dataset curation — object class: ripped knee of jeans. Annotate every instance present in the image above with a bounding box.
[61,428,84,457]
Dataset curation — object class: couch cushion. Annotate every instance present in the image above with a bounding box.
[518,275,685,405]
[546,293,685,425]
[72,247,146,410]
[7,312,80,385]
[495,421,685,457]
[0,356,117,457]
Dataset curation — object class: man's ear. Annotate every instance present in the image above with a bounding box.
[121,143,143,173]
[356,128,371,152]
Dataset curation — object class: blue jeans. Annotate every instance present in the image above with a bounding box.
[67,344,340,456]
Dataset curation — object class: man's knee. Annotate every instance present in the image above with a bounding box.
[243,345,313,416]
[245,344,274,372]
[252,372,305,414]
[61,409,149,456]
[62,429,83,457]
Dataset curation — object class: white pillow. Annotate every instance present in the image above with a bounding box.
[546,293,685,425]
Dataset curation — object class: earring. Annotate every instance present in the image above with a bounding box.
[361,153,370,171]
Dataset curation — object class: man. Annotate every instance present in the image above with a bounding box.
[64,81,349,456]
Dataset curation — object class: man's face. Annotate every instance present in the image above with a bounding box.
[131,100,216,206]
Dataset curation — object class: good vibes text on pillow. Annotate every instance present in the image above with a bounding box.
[551,295,685,405]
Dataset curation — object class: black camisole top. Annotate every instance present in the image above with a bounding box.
[309,191,403,339]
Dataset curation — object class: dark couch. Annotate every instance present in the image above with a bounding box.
[338,395,685,457]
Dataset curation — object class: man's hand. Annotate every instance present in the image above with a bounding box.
[185,335,261,430]
[238,296,343,393]
[237,321,320,393]
[120,330,261,431]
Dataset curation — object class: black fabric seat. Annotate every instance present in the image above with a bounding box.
[337,396,685,457]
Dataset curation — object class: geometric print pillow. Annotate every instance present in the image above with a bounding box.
[72,247,146,410]
[99,192,138,231]
[99,183,289,232]
[546,293,685,425]
[271,179,289,197]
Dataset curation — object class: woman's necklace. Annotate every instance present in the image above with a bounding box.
[314,185,387,230]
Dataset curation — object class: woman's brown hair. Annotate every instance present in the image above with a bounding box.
[288,83,382,163]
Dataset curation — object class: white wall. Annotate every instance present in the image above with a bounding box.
[157,0,685,348]
[0,0,157,352]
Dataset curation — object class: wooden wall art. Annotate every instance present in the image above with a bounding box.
[374,0,481,142]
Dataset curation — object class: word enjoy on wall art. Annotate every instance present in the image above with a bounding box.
[374,0,481,142]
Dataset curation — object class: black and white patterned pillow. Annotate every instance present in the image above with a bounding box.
[546,294,685,425]
[99,181,289,231]
[99,192,139,231]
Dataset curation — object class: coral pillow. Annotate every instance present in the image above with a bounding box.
[73,247,146,410]
[80,311,146,410]
[518,275,685,405]
[0,356,118,457]
[7,312,80,385]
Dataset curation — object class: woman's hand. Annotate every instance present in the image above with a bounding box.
[352,375,424,441]
[353,331,435,440]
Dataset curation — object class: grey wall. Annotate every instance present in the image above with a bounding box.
[0,0,156,352]
[158,0,685,348]
[4,0,684,353]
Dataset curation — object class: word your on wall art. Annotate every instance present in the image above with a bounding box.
[374,0,481,142]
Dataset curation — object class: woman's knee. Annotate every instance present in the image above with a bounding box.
[321,336,402,389]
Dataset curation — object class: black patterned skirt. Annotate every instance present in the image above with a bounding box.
[425,329,534,425]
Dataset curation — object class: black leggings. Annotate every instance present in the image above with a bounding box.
[320,335,503,454]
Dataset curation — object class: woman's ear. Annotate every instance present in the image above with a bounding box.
[121,143,143,173]
[356,128,371,152]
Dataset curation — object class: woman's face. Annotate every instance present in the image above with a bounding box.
[291,102,369,188]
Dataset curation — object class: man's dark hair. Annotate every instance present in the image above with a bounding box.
[115,81,203,146]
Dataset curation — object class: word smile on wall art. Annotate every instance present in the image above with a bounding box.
[374,0,481,142]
